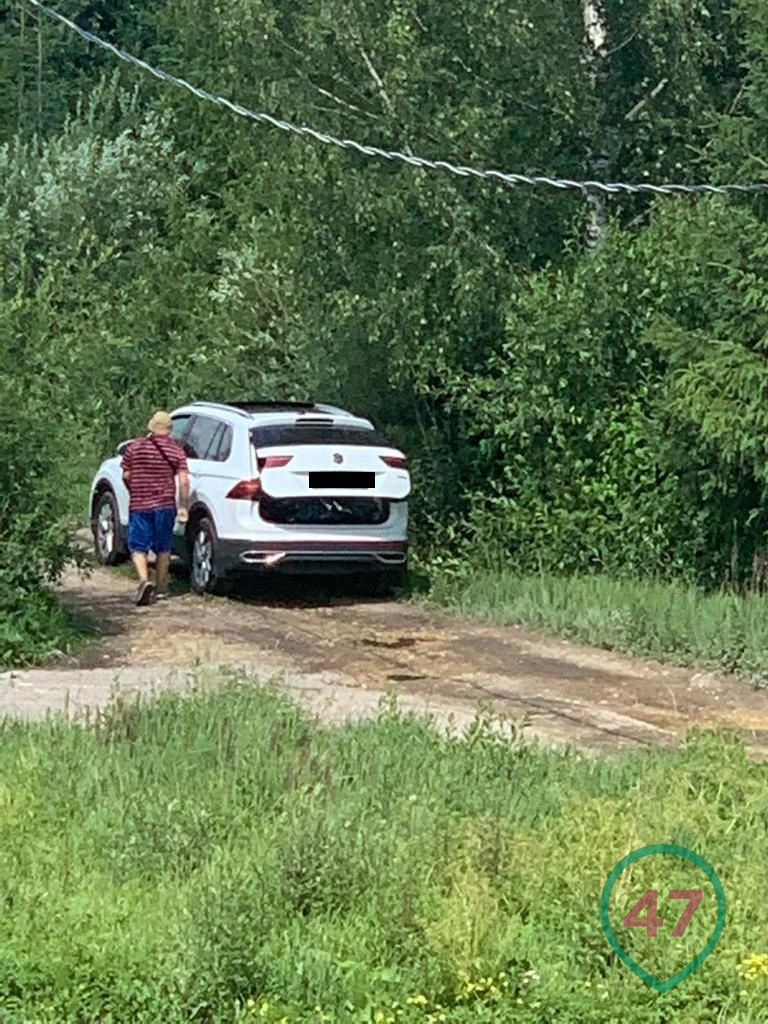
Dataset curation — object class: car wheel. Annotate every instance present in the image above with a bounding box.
[189,516,231,596]
[93,491,127,566]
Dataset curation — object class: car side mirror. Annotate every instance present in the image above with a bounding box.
[117,440,132,457]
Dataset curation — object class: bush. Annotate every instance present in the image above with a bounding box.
[0,307,85,665]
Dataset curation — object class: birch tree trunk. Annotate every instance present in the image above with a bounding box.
[583,0,609,251]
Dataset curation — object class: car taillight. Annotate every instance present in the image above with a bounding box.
[226,479,262,500]
[380,454,407,469]
[257,454,293,470]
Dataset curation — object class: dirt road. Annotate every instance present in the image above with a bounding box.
[4,563,768,756]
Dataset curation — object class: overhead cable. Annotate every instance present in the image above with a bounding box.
[25,0,768,199]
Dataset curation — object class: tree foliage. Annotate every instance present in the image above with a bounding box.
[3,0,768,657]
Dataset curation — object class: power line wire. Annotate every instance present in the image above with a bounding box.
[25,0,768,199]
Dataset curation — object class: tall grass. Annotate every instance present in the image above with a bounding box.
[0,680,764,1022]
[0,586,92,668]
[428,569,768,683]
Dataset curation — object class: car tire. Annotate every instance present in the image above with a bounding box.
[188,516,232,596]
[92,490,128,566]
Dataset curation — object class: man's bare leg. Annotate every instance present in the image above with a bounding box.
[131,551,155,605]
[132,551,149,582]
[155,552,171,592]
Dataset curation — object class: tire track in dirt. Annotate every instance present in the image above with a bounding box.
[4,564,768,757]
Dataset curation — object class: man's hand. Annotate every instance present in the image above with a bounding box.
[176,507,189,524]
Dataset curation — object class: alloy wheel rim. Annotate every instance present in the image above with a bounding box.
[97,501,114,557]
[192,531,212,588]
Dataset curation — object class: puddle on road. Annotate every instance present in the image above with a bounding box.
[361,636,419,650]
[358,632,449,650]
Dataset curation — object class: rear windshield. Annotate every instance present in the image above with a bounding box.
[251,425,393,448]
[260,495,389,526]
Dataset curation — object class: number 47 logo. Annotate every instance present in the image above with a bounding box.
[624,890,703,938]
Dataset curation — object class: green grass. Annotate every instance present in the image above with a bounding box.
[0,584,99,669]
[427,568,768,685]
[0,680,765,1022]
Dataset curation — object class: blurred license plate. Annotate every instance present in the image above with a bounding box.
[309,472,374,488]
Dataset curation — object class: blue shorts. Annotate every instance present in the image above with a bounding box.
[128,507,176,554]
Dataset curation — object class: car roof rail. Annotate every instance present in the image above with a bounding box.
[190,401,252,418]
[190,399,360,419]
[224,399,319,412]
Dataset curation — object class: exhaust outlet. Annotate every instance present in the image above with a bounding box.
[239,550,287,566]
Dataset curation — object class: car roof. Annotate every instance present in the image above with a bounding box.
[173,400,374,429]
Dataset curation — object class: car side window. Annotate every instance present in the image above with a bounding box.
[207,423,225,461]
[184,415,223,461]
[200,422,233,462]
[170,415,191,443]
[215,425,233,462]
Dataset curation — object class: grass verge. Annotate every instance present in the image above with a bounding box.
[0,681,763,1022]
[0,584,98,669]
[427,568,768,684]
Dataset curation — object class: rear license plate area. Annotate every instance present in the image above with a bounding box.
[309,472,374,488]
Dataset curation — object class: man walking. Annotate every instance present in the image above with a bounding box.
[122,411,190,606]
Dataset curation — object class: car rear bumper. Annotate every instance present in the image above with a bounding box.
[217,538,408,575]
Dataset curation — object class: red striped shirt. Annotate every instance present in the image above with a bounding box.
[122,435,188,512]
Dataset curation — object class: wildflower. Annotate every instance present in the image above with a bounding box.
[406,993,429,1006]
[738,952,768,981]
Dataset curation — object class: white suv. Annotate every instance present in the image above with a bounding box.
[89,401,411,595]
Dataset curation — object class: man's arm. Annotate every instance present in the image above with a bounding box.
[176,467,190,522]
[121,445,132,490]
